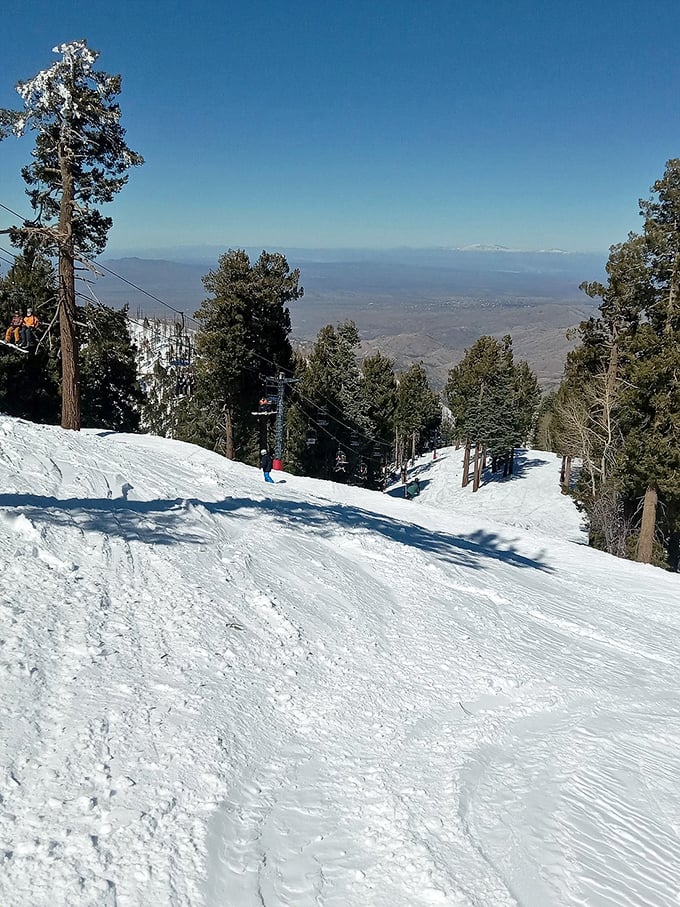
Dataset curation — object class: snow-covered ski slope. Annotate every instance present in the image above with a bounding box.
[1,418,679,907]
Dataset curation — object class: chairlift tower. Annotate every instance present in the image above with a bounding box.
[272,371,298,470]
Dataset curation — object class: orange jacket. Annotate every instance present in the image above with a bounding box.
[23,314,39,329]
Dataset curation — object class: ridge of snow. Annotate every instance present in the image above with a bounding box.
[0,417,678,906]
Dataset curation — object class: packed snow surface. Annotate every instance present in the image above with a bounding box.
[1,419,679,906]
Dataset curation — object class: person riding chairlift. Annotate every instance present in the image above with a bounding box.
[4,311,23,344]
[20,308,40,349]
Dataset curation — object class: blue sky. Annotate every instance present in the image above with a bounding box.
[1,0,679,256]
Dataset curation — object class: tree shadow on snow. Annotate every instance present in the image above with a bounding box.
[482,449,551,486]
[0,493,207,546]
[245,496,552,573]
[0,490,552,573]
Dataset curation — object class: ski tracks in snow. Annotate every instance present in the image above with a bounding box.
[3,425,680,906]
[204,522,526,906]
[0,452,239,905]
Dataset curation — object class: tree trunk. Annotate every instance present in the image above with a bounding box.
[472,443,481,492]
[224,406,236,459]
[636,485,658,564]
[411,431,417,465]
[668,529,680,573]
[562,455,572,492]
[58,157,80,430]
[664,248,680,335]
[462,442,471,488]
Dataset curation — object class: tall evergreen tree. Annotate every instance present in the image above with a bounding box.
[287,321,368,481]
[361,352,398,445]
[140,361,183,438]
[0,40,143,430]
[512,359,541,445]
[627,160,680,563]
[190,250,302,459]
[361,351,398,484]
[553,160,680,567]
[445,335,508,441]
[445,335,540,481]
[395,362,441,463]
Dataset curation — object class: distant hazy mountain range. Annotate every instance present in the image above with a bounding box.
[95,246,605,317]
[91,247,606,387]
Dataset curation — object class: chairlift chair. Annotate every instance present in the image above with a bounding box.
[252,393,277,416]
[334,449,348,472]
[168,316,194,397]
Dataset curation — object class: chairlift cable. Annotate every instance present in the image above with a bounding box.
[294,400,385,464]
[1,198,199,327]
[293,382,393,450]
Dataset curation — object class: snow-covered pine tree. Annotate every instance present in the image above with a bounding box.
[0,40,143,430]
[131,317,196,438]
[79,303,144,431]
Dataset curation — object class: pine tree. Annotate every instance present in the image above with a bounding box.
[395,362,441,464]
[445,335,506,441]
[512,359,541,446]
[191,250,302,459]
[445,335,539,484]
[141,361,183,437]
[0,245,60,422]
[361,351,398,485]
[79,304,144,431]
[628,160,680,563]
[553,160,680,567]
[0,40,143,430]
[361,352,397,444]
[287,321,368,481]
